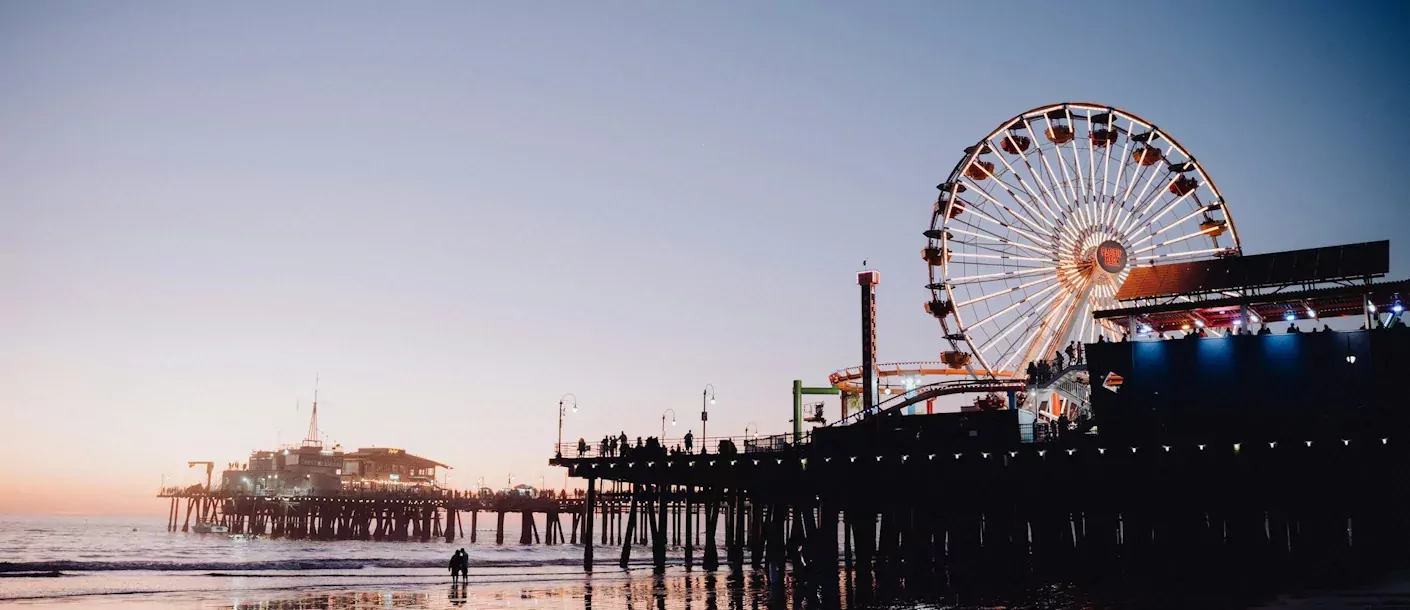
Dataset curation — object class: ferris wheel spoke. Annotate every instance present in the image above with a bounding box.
[958,203,1055,249]
[1108,118,1138,222]
[955,273,1059,309]
[1007,142,1068,225]
[1010,125,1073,227]
[946,266,1057,286]
[1120,174,1190,237]
[1131,223,1223,254]
[1133,247,1226,262]
[979,285,1067,354]
[1084,110,1107,230]
[984,139,1060,232]
[961,282,1063,334]
[1021,122,1075,214]
[1123,187,1200,242]
[1037,116,1081,216]
[959,176,1058,241]
[950,251,1057,264]
[1129,206,1208,248]
[1050,109,1092,226]
[1126,142,1179,220]
[947,226,1056,257]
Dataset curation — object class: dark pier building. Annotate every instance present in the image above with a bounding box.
[551,241,1410,594]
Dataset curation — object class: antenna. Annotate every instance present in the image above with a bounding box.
[304,374,320,447]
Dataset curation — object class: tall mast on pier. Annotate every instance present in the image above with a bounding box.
[304,375,320,447]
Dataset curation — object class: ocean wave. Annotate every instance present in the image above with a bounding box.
[0,556,587,573]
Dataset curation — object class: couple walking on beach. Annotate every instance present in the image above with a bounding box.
[448,548,469,583]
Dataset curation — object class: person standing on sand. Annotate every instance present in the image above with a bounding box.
[449,548,468,583]
[456,548,469,581]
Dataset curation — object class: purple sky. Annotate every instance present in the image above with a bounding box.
[2,1,1407,514]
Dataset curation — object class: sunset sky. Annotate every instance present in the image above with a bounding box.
[2,1,1408,515]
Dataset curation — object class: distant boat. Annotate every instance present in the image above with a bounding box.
[191,522,228,534]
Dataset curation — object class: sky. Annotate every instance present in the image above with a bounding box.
[2,1,1408,515]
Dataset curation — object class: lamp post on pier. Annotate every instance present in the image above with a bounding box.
[556,393,577,457]
[744,421,757,452]
[661,409,677,437]
[701,384,716,452]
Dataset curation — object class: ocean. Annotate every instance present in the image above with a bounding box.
[2,514,1405,609]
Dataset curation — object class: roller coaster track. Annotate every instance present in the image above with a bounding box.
[830,378,1026,428]
[828,361,1021,394]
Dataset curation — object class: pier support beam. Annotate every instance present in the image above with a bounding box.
[653,484,667,572]
[583,477,596,572]
[684,484,695,568]
[621,484,639,569]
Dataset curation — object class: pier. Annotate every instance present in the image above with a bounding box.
[158,487,580,544]
[549,236,1410,590]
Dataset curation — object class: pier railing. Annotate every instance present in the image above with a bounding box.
[555,433,802,459]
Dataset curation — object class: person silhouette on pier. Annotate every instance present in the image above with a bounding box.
[683,430,694,453]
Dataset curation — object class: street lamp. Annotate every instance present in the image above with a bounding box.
[662,408,677,437]
[744,421,757,451]
[701,384,716,452]
[556,393,577,457]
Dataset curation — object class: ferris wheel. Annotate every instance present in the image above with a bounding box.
[925,102,1241,380]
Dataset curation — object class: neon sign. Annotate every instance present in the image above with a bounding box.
[1096,240,1128,274]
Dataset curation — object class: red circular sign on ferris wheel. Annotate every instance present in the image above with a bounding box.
[1096,240,1128,274]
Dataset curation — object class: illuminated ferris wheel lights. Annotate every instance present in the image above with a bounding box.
[928,103,1240,379]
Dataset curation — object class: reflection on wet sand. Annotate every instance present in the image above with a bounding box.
[209,562,1272,610]
[212,568,805,610]
[224,591,431,609]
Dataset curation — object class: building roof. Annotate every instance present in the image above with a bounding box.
[1114,241,1390,301]
[342,448,449,469]
[1095,279,1408,331]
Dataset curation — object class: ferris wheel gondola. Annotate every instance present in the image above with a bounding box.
[926,102,1241,380]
